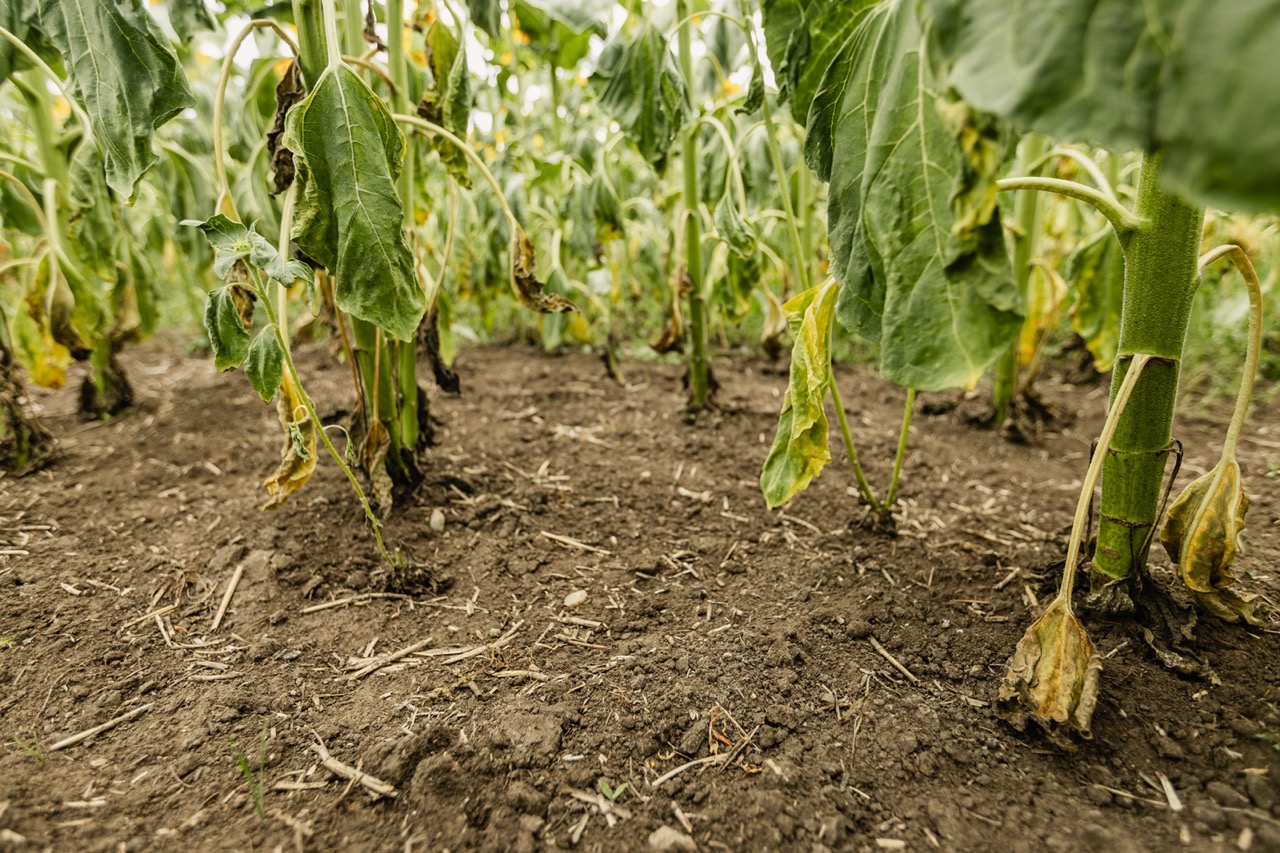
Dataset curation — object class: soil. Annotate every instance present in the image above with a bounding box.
[3,341,1280,853]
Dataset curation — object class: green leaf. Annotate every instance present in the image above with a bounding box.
[1065,228,1124,372]
[36,0,194,199]
[714,190,754,258]
[805,0,1020,391]
[244,328,284,403]
[284,64,424,341]
[205,286,251,371]
[467,0,501,39]
[184,215,311,286]
[0,0,43,83]
[168,0,216,44]
[511,0,607,70]
[591,23,689,169]
[761,0,876,123]
[738,61,764,116]
[926,0,1280,213]
[760,281,839,509]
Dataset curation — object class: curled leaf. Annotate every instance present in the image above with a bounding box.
[267,61,306,195]
[1161,459,1264,625]
[262,373,317,509]
[997,599,1102,741]
[514,234,575,314]
[759,281,839,509]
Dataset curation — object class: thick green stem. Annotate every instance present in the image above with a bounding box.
[1059,355,1150,614]
[993,134,1045,422]
[677,0,710,412]
[1090,152,1205,604]
[290,0,329,87]
[382,0,420,456]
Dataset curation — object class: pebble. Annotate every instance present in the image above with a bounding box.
[564,590,588,608]
[648,826,697,851]
[1247,775,1277,811]
[1085,784,1113,807]
[429,509,446,533]
[1208,781,1252,809]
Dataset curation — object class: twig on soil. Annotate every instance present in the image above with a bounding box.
[652,753,730,786]
[300,593,417,614]
[438,621,523,665]
[345,638,435,681]
[541,531,612,556]
[121,604,177,630]
[47,704,153,752]
[210,564,244,632]
[868,637,919,684]
[309,741,398,799]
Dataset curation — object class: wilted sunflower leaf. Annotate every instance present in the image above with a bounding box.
[285,64,424,341]
[244,328,284,403]
[514,233,576,313]
[715,191,756,259]
[760,280,839,509]
[997,599,1102,740]
[262,373,317,509]
[185,215,312,287]
[204,286,251,372]
[1161,459,1264,625]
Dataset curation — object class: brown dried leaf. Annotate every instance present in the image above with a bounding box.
[1161,459,1264,625]
[997,600,1102,740]
[262,373,317,509]
[267,60,306,195]
[514,234,575,314]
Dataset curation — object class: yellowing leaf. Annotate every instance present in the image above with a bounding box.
[1161,459,1264,625]
[997,599,1102,740]
[760,280,840,509]
[262,374,317,509]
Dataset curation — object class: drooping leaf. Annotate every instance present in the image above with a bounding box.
[514,233,575,313]
[760,280,839,509]
[714,190,755,258]
[262,372,317,509]
[168,0,216,43]
[1161,459,1265,625]
[467,0,502,39]
[806,0,1021,391]
[204,286,251,371]
[244,328,284,403]
[737,61,765,116]
[36,0,195,198]
[591,22,689,169]
[926,0,1280,213]
[1065,228,1124,371]
[185,215,311,287]
[418,20,473,185]
[997,599,1102,741]
[511,0,607,70]
[267,60,306,195]
[284,64,424,341]
[760,0,876,122]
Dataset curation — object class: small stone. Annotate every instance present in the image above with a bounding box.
[1246,775,1278,811]
[1085,784,1113,807]
[1154,736,1186,760]
[429,509,446,533]
[564,590,588,608]
[1191,797,1228,831]
[174,754,202,779]
[648,825,697,852]
[1208,781,1252,809]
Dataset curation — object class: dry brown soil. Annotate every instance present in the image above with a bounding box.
[3,343,1280,852]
